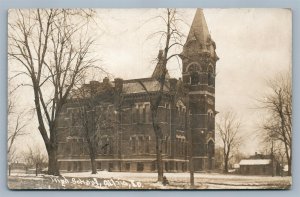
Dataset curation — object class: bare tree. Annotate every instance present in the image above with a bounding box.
[78,101,98,174]
[216,111,242,173]
[8,9,101,175]
[261,139,287,175]
[71,79,123,174]
[7,112,28,155]
[23,146,48,175]
[75,95,108,174]
[7,78,29,166]
[259,72,292,176]
[138,9,185,182]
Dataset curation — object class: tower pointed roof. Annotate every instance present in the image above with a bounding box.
[180,8,218,60]
[186,8,211,45]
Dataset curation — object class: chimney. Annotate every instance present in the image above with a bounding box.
[157,49,163,60]
[114,78,123,93]
[103,77,110,83]
[89,81,100,95]
[169,78,178,92]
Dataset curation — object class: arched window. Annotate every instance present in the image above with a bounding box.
[207,140,214,157]
[208,65,214,86]
[190,72,199,85]
[207,140,214,170]
[187,63,201,73]
[208,110,214,131]
[199,97,206,112]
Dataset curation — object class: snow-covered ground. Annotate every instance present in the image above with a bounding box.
[62,171,291,189]
[8,171,292,190]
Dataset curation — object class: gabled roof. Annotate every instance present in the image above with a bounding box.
[239,159,272,166]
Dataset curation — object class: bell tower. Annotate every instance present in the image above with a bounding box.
[180,9,219,171]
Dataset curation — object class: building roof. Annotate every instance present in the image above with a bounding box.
[122,78,170,94]
[70,77,171,99]
[239,159,272,166]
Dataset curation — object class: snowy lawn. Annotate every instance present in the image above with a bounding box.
[7,171,292,190]
[62,171,292,189]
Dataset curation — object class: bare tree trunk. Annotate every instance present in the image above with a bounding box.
[285,145,291,176]
[189,156,194,186]
[152,110,163,182]
[187,108,194,187]
[89,147,97,174]
[86,116,97,174]
[224,156,229,173]
[224,148,229,173]
[47,145,59,176]
[156,136,163,182]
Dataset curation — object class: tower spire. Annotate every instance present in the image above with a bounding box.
[186,8,211,45]
[181,8,218,60]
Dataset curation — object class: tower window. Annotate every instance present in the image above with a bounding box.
[208,65,214,86]
[190,72,199,85]
[208,73,214,86]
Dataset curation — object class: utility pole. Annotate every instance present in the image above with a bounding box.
[187,107,194,187]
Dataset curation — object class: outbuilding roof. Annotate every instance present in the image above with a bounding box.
[239,159,271,166]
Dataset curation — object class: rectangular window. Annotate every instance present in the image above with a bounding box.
[138,104,143,123]
[109,139,113,155]
[103,140,108,155]
[125,163,130,171]
[132,138,136,154]
[71,140,76,155]
[165,104,169,122]
[73,162,77,171]
[143,107,146,123]
[97,162,102,170]
[151,162,156,171]
[145,139,150,154]
[67,163,71,171]
[78,162,82,171]
[137,163,144,172]
[71,112,75,126]
[109,163,113,172]
[165,162,169,172]
[145,104,150,123]
[165,140,168,154]
[132,108,137,123]
[108,106,115,123]
[139,136,143,154]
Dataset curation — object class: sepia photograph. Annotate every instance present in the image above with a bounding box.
[7,8,292,190]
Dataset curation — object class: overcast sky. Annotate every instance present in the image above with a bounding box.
[9,8,292,156]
